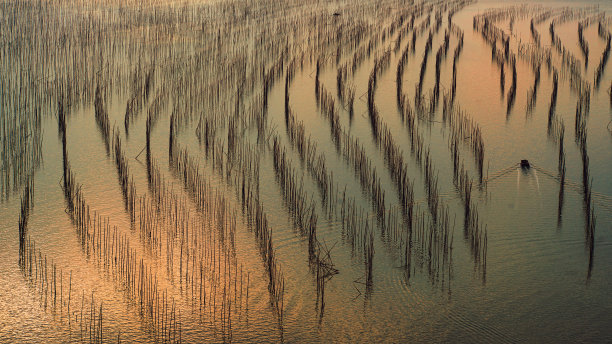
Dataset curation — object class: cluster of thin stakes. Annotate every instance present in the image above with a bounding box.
[3,0,610,342]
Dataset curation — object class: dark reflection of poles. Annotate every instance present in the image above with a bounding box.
[447,251,453,300]
[58,100,68,193]
[557,120,566,228]
[556,182,564,229]
[364,221,374,299]
[576,95,596,282]
[18,179,32,268]
[585,183,596,283]
[586,217,595,282]
[526,64,540,115]
[506,55,517,117]
[499,62,505,95]
[481,262,486,286]
[403,265,411,286]
[316,269,325,320]
[404,205,413,282]
[58,98,75,214]
[594,25,610,89]
[547,70,559,134]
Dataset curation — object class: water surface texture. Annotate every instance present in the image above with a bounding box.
[1,0,612,342]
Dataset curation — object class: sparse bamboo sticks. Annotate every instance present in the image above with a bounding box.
[507,56,517,114]
[6,1,611,340]
[442,93,485,183]
[527,64,541,113]
[94,82,110,154]
[595,35,611,87]
[416,32,433,101]
[18,237,112,343]
[112,128,137,223]
[548,70,559,127]
[578,22,589,67]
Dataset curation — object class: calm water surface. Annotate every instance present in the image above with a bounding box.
[1,0,611,342]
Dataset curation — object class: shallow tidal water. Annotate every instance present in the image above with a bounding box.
[1,0,612,342]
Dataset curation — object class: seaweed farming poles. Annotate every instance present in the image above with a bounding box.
[363,48,419,222]
[416,31,433,101]
[58,161,183,341]
[367,49,391,139]
[549,22,563,54]
[18,177,34,268]
[0,86,42,202]
[112,129,136,224]
[284,60,296,128]
[548,70,559,128]
[433,30,451,104]
[527,63,541,113]
[143,87,170,185]
[170,146,239,253]
[594,33,611,88]
[316,76,342,148]
[284,70,337,211]
[442,93,485,184]
[449,125,487,281]
[242,187,285,322]
[408,205,455,286]
[73,131,244,339]
[58,100,69,201]
[548,118,566,227]
[313,77,388,221]
[172,143,286,322]
[160,147,251,338]
[94,82,110,154]
[578,22,590,67]
[574,96,596,279]
[271,137,316,256]
[18,238,110,343]
[457,164,487,281]
[530,19,541,45]
[506,55,517,115]
[146,113,153,183]
[124,65,155,137]
[364,222,375,292]
[337,63,356,120]
[271,135,337,313]
[337,128,386,220]
[450,27,464,102]
[397,40,411,111]
[169,113,176,164]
